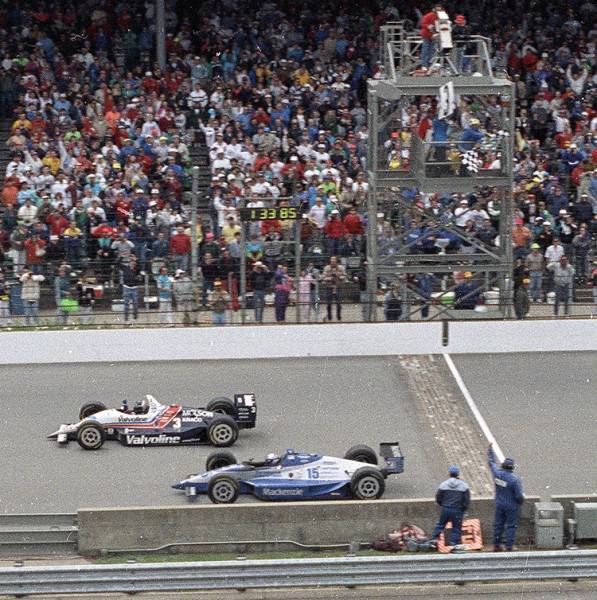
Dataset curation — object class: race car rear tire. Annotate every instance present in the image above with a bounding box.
[344,444,378,465]
[76,422,106,451]
[78,402,107,421]
[206,397,235,416]
[207,416,239,447]
[207,475,240,504]
[206,450,237,471]
[350,467,385,500]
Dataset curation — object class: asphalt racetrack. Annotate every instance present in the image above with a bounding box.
[0,352,593,513]
[0,357,448,513]
[453,352,597,497]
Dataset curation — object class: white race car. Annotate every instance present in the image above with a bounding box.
[48,394,257,450]
[173,442,405,503]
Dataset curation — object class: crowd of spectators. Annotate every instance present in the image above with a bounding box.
[0,0,596,326]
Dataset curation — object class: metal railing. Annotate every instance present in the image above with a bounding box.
[378,135,511,179]
[1,297,596,329]
[0,514,77,555]
[0,550,595,595]
[385,31,496,77]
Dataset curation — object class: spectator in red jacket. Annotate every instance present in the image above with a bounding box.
[169,225,192,273]
[420,5,442,68]
[46,210,69,237]
[24,234,47,274]
[343,206,365,238]
[261,218,282,237]
[280,156,305,180]
[324,210,346,255]
[115,193,131,223]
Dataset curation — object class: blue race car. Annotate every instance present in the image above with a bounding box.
[173,443,405,503]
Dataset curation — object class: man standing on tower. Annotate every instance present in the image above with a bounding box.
[420,4,443,69]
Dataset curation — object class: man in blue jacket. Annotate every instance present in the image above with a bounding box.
[458,118,485,152]
[454,272,480,309]
[430,465,470,547]
[488,445,524,551]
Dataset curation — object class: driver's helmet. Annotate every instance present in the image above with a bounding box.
[120,400,129,412]
[266,453,279,462]
[134,400,145,414]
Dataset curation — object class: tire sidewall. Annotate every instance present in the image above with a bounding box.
[77,422,105,450]
[207,476,239,503]
[207,416,239,447]
[205,450,237,471]
[79,402,107,421]
[206,397,235,416]
[351,467,385,499]
[344,444,378,465]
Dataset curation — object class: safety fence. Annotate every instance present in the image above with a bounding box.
[1,281,596,329]
[1,550,596,596]
[1,302,596,329]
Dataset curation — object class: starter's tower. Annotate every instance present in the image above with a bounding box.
[366,22,515,320]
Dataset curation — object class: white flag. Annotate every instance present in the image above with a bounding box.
[438,81,456,119]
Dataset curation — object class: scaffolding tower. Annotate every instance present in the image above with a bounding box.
[366,23,515,320]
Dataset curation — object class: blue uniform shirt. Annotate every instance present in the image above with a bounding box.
[459,127,485,152]
[488,447,524,509]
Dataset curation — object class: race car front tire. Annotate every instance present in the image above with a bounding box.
[344,444,378,465]
[350,467,385,500]
[206,397,235,416]
[207,475,240,504]
[207,416,239,447]
[206,450,238,471]
[76,422,106,451]
[79,402,107,420]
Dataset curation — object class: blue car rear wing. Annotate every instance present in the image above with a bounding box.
[380,442,405,475]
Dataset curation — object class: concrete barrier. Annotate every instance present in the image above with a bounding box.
[550,494,597,522]
[446,319,597,354]
[0,319,596,364]
[77,496,540,556]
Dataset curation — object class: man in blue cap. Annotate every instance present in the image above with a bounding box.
[488,445,524,551]
[429,465,470,548]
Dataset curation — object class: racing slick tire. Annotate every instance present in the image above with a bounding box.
[344,444,378,465]
[207,416,239,447]
[206,397,235,416]
[76,422,106,451]
[78,402,107,420]
[350,467,385,500]
[207,475,240,504]
[206,450,238,471]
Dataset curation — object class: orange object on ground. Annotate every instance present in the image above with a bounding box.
[437,518,483,553]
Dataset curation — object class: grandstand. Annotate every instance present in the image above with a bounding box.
[0,0,595,326]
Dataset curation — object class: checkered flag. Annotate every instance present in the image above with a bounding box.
[461,149,482,174]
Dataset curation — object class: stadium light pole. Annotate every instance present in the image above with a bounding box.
[155,0,166,71]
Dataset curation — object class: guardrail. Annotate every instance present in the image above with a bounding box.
[0,514,77,555]
[0,550,595,595]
